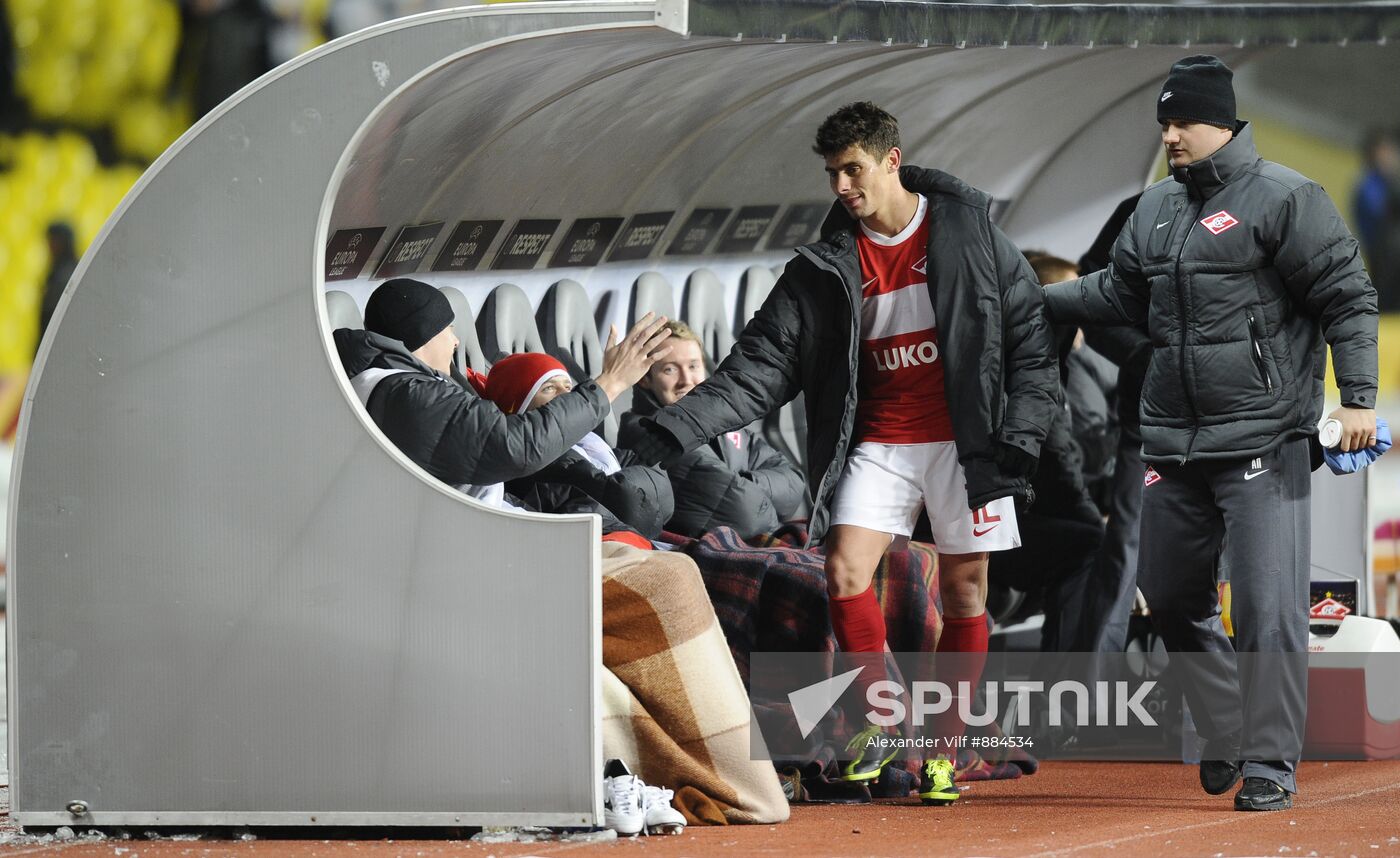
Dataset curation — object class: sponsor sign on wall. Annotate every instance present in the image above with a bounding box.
[432,220,503,272]
[666,208,732,256]
[768,203,829,250]
[716,205,779,254]
[608,211,674,262]
[324,227,387,281]
[549,217,623,268]
[492,219,561,270]
[373,222,444,278]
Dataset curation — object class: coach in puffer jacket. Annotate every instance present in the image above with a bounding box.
[1041,123,1377,463]
[622,386,805,540]
[1043,56,1378,811]
[625,167,1061,544]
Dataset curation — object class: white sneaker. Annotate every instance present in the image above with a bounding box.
[641,784,686,835]
[602,759,644,836]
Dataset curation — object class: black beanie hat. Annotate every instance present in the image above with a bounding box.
[1157,55,1236,129]
[364,278,455,352]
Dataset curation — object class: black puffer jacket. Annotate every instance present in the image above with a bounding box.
[631,167,1061,543]
[505,442,675,538]
[620,387,807,539]
[1044,123,1378,463]
[333,328,609,486]
[1080,193,1152,445]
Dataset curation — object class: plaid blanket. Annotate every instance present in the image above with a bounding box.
[671,525,1037,788]
[672,523,942,686]
[599,542,789,826]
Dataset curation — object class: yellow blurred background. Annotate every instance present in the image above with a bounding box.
[0,0,334,402]
[1,0,185,372]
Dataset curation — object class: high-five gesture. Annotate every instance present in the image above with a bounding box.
[596,312,673,402]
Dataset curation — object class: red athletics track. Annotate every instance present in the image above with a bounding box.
[3,761,1398,857]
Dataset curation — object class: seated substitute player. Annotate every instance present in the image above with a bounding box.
[482,352,676,542]
[626,102,1060,805]
[620,321,808,540]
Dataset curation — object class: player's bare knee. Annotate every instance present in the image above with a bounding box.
[940,580,986,616]
[825,554,874,597]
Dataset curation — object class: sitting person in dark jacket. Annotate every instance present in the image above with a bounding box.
[333,278,671,541]
[480,352,674,541]
[619,321,807,540]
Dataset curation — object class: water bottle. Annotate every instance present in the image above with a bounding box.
[1180,698,1203,764]
[1319,417,1342,449]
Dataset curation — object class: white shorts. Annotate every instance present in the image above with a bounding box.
[828,441,1021,554]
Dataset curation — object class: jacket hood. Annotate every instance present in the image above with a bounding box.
[333,327,442,380]
[1171,120,1260,199]
[818,164,993,243]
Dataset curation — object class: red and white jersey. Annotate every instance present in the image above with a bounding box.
[853,194,954,444]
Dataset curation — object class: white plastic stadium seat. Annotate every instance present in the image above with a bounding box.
[682,268,735,372]
[538,279,604,378]
[326,289,363,330]
[627,271,676,328]
[538,279,617,443]
[476,282,546,363]
[736,264,776,335]
[439,286,490,373]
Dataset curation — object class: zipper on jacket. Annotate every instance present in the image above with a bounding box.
[1174,201,1201,462]
[795,245,861,515]
[1246,312,1274,393]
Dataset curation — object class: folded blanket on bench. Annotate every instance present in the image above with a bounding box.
[600,541,789,826]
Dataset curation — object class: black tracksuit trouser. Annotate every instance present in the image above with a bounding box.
[1088,440,1146,654]
[1138,436,1311,793]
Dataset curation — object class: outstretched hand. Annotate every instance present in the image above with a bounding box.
[596,312,673,402]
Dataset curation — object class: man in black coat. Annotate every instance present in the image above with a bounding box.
[1043,56,1380,811]
[626,103,1061,804]
[619,321,807,540]
[334,278,671,525]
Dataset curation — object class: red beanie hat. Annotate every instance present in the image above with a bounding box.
[484,353,572,414]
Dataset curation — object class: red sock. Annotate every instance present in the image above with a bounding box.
[829,587,890,718]
[932,613,990,754]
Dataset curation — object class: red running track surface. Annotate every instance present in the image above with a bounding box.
[4,761,1399,857]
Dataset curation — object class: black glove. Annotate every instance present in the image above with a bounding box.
[995,441,1039,480]
[627,419,682,466]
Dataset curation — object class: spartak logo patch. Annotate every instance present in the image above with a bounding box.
[1199,211,1240,235]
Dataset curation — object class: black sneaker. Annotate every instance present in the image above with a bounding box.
[1201,759,1242,795]
[837,724,899,783]
[1234,777,1292,811]
[916,756,959,806]
[1199,731,1242,795]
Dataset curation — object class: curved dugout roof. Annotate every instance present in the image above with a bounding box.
[330,2,1400,274]
[12,0,1400,827]
[331,33,1223,263]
